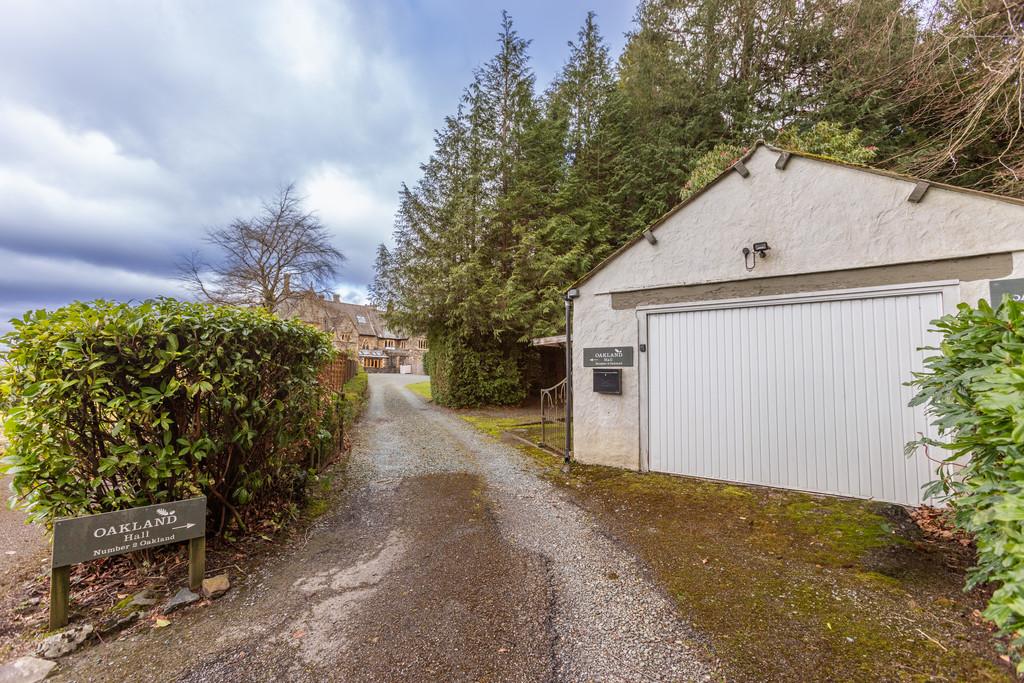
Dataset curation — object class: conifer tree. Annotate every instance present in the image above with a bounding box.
[374,0,1022,407]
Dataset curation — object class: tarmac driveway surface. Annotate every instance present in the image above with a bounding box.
[55,374,716,682]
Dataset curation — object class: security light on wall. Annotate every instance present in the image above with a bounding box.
[742,242,772,271]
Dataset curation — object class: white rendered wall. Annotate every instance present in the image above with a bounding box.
[572,146,1024,470]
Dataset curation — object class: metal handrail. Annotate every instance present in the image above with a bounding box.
[540,378,567,451]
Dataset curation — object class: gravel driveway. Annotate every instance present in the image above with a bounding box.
[54,374,716,682]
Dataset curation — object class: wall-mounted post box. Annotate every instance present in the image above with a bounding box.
[593,368,621,395]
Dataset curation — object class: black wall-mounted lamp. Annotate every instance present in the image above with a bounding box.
[743,242,772,271]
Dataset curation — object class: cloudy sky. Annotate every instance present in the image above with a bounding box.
[0,0,633,330]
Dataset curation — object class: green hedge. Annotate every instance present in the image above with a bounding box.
[427,330,525,407]
[340,367,368,425]
[0,299,336,534]
[910,297,1024,668]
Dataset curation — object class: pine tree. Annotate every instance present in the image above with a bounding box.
[503,12,619,340]
[378,12,541,406]
[368,243,394,309]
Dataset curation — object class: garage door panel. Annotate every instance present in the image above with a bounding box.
[647,291,942,506]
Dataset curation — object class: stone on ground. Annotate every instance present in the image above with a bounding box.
[129,589,158,608]
[200,573,230,599]
[0,656,57,683]
[36,624,93,659]
[161,587,200,614]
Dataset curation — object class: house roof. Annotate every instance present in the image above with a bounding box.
[282,295,411,340]
[570,141,1024,292]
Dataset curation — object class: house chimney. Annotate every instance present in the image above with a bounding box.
[282,273,291,295]
[333,294,341,303]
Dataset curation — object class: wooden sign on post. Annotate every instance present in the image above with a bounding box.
[49,496,207,629]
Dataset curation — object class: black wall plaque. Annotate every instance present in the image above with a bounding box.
[990,278,1024,306]
[583,347,634,367]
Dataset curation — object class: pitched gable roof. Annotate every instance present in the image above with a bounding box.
[571,142,1024,292]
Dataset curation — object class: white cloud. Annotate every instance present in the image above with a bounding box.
[258,0,356,86]
[0,102,176,196]
[0,102,194,268]
[333,283,369,305]
[299,162,396,287]
[301,163,396,233]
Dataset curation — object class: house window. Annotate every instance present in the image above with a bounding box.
[417,339,428,350]
[384,339,395,348]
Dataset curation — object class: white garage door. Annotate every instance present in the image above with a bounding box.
[645,288,944,506]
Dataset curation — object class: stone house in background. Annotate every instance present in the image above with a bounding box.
[282,292,428,373]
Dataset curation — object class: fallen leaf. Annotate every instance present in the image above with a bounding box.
[292,630,305,639]
[153,618,171,628]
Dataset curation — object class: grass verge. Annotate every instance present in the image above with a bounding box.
[406,380,432,401]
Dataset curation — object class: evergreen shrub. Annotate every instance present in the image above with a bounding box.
[0,299,336,534]
[427,330,525,407]
[910,297,1024,668]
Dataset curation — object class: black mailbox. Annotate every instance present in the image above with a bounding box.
[593,368,621,395]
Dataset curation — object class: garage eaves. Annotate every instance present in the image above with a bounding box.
[568,141,1024,293]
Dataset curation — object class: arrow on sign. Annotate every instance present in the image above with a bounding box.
[173,523,196,530]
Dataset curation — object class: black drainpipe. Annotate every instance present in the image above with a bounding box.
[563,288,579,470]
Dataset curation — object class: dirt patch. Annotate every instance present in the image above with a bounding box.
[301,473,555,682]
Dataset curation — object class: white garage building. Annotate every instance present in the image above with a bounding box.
[569,143,1024,506]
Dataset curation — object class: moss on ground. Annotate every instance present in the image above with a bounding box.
[461,417,1013,682]
[406,380,432,401]
[460,416,525,438]
[303,468,340,520]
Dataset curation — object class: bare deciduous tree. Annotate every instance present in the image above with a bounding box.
[877,0,1024,195]
[180,184,344,311]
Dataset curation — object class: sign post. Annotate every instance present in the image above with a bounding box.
[49,566,70,631]
[49,496,207,629]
